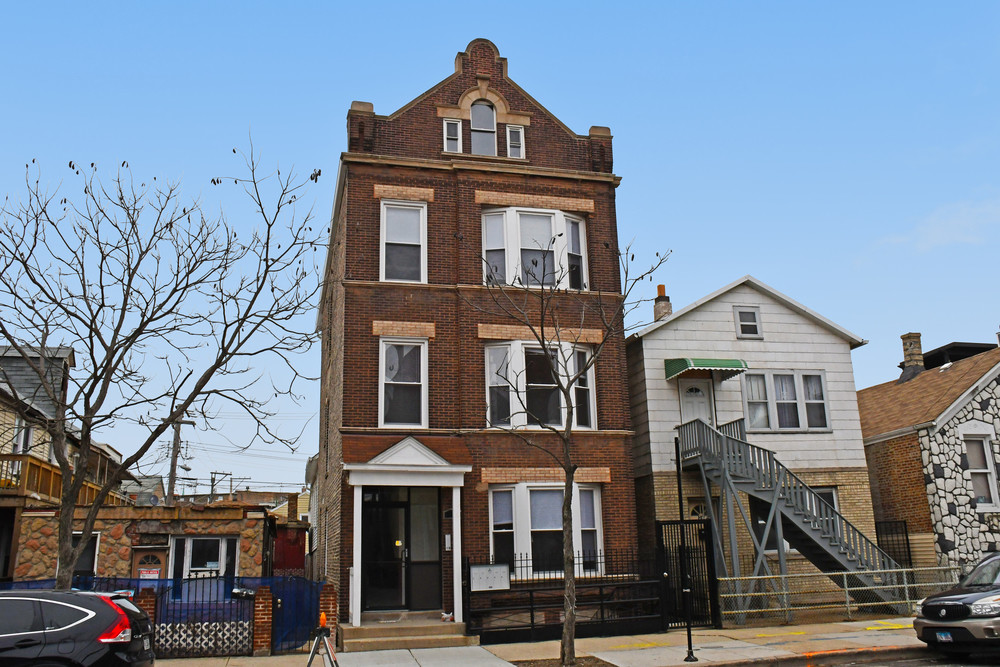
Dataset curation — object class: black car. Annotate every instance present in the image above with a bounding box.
[915,552,1000,656]
[0,589,155,666]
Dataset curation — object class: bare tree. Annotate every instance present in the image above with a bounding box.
[0,147,323,588]
[474,241,668,666]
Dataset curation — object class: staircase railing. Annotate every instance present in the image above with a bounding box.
[678,419,899,573]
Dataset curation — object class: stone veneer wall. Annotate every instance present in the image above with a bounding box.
[14,506,267,580]
[921,375,1000,567]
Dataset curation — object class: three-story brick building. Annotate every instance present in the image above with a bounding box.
[313,39,636,630]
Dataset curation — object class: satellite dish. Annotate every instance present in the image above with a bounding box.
[149,495,160,506]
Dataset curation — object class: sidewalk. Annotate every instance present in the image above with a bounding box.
[159,616,929,666]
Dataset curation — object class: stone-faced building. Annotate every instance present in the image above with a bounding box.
[313,39,636,629]
[859,333,1000,569]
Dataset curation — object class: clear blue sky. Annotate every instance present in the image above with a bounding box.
[2,2,998,489]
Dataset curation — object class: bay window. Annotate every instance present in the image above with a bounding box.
[380,338,427,427]
[485,341,595,429]
[482,208,588,290]
[489,483,603,577]
[742,370,829,432]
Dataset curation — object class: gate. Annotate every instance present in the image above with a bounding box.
[271,577,323,653]
[154,576,254,658]
[657,519,720,629]
[875,520,913,569]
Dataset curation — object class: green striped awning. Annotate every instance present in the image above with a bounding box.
[663,358,749,382]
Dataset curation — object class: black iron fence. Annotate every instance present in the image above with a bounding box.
[464,549,669,644]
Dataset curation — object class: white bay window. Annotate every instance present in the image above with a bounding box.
[485,341,595,429]
[482,208,588,290]
[489,483,603,577]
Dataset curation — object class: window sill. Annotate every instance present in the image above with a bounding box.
[746,428,834,435]
[441,151,529,164]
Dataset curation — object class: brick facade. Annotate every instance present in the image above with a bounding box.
[314,39,636,622]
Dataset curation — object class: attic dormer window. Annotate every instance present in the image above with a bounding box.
[471,100,496,156]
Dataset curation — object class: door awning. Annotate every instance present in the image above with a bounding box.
[664,358,749,382]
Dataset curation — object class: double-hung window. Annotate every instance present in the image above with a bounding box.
[481,208,588,290]
[12,416,32,454]
[443,119,462,153]
[506,125,524,158]
[734,306,763,339]
[470,100,496,156]
[485,341,595,429]
[380,338,427,428]
[742,370,829,432]
[490,483,603,577]
[967,437,999,508]
[380,200,426,283]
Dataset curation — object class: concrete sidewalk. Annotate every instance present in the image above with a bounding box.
[159,616,930,666]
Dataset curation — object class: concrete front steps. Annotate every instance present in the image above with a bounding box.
[339,610,479,652]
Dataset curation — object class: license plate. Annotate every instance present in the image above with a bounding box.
[143,636,150,651]
[936,631,953,643]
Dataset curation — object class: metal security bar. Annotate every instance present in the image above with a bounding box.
[717,565,960,625]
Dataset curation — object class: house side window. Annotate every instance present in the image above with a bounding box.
[443,119,462,153]
[734,306,763,339]
[380,338,427,428]
[481,208,588,290]
[380,200,427,283]
[742,371,829,432]
[489,483,603,577]
[506,124,524,158]
[485,341,596,429]
[470,100,496,155]
[966,437,999,508]
[71,532,99,576]
[12,416,32,454]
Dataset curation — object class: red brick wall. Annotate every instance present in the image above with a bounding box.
[253,586,272,656]
[864,433,933,532]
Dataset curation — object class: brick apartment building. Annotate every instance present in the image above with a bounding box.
[313,39,637,629]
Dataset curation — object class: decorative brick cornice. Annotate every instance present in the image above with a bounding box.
[372,321,436,338]
[481,467,611,484]
[474,190,594,213]
[477,323,604,344]
[373,184,435,202]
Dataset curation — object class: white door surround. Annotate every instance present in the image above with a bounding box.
[343,436,471,626]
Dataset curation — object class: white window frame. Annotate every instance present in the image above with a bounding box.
[470,100,496,156]
[379,337,429,428]
[379,200,427,284]
[506,124,525,159]
[742,370,830,433]
[484,341,596,430]
[12,416,32,455]
[443,118,462,153]
[68,531,100,576]
[169,536,238,579]
[489,482,604,578]
[966,436,1000,510]
[734,306,763,339]
[481,207,588,290]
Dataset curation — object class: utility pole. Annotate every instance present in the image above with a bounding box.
[210,471,232,503]
[166,419,195,506]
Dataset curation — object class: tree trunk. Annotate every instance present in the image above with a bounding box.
[55,507,76,589]
[560,465,577,666]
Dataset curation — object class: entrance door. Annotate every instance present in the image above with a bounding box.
[679,378,714,426]
[361,487,441,611]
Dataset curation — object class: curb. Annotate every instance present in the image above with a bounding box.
[706,644,930,666]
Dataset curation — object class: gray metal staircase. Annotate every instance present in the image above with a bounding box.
[678,418,904,609]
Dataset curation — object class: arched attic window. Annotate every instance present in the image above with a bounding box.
[470,100,496,156]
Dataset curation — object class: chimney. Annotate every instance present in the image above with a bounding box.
[654,284,672,321]
[287,493,299,521]
[898,332,925,383]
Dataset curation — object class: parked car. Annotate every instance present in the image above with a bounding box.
[0,589,155,666]
[915,552,1000,656]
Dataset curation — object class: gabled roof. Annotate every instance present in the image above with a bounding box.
[858,346,1000,441]
[633,275,866,348]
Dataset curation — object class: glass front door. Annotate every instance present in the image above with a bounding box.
[361,486,441,611]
